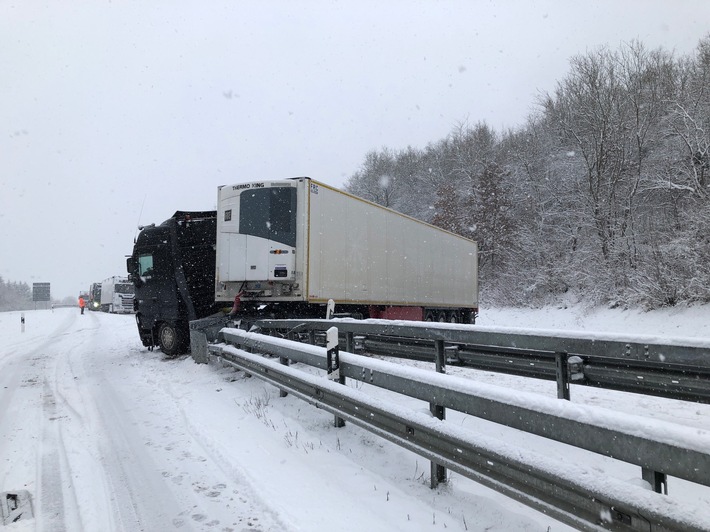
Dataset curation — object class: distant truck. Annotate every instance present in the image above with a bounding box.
[100,276,135,314]
[128,177,478,355]
[88,282,102,311]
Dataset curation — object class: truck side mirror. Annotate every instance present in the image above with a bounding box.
[126,257,142,287]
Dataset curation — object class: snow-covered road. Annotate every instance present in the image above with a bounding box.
[2,305,710,531]
[1,309,292,531]
[2,308,565,531]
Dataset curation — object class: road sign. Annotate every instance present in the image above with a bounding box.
[32,283,51,302]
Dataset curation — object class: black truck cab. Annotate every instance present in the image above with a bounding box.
[127,211,220,356]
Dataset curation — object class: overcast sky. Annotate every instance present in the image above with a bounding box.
[2,1,709,300]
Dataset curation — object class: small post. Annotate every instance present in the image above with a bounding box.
[430,339,447,487]
[325,298,335,319]
[345,331,354,353]
[642,468,668,494]
[279,354,290,398]
[20,313,25,333]
[555,351,571,400]
[326,326,345,427]
[280,332,295,397]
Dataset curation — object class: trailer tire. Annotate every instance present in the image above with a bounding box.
[158,322,184,357]
[424,311,436,322]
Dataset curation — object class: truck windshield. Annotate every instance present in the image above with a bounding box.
[239,187,297,247]
[116,284,135,294]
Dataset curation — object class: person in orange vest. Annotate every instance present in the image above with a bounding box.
[78,296,86,315]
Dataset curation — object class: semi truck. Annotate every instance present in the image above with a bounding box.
[88,282,102,311]
[100,276,135,314]
[127,211,221,354]
[127,177,478,356]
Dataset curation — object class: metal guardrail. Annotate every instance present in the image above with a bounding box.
[253,319,710,403]
[207,327,710,532]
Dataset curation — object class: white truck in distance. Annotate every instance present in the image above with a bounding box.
[100,276,135,314]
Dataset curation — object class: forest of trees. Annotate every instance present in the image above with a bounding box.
[0,276,34,311]
[345,38,710,309]
[0,278,75,311]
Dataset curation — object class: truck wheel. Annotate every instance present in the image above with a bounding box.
[158,322,184,357]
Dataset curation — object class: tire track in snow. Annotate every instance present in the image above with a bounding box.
[39,379,69,532]
[64,314,199,530]
[42,309,155,531]
[99,348,291,531]
[0,335,45,517]
[2,310,77,360]
[161,376,291,531]
[0,309,81,532]
[88,376,196,531]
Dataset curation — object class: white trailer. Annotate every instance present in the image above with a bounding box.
[100,276,135,314]
[215,178,478,322]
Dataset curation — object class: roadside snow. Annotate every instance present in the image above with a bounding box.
[1,304,709,531]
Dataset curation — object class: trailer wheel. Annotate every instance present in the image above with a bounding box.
[424,311,436,322]
[158,322,184,357]
[437,312,447,322]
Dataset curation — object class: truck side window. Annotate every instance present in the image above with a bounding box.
[239,187,297,247]
[138,254,154,277]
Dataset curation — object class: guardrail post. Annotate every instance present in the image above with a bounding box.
[326,327,345,427]
[190,328,209,364]
[642,467,668,494]
[279,332,296,397]
[346,331,354,353]
[279,354,290,398]
[555,351,571,400]
[430,339,447,488]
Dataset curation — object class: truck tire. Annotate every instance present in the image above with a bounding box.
[158,322,184,357]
